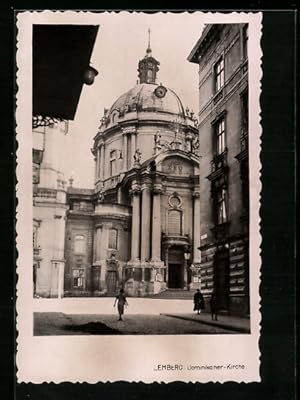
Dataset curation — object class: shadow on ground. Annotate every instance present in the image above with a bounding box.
[62,321,122,335]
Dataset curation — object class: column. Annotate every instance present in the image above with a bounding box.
[58,262,65,299]
[141,183,151,261]
[98,146,102,179]
[97,147,101,180]
[123,134,128,171]
[165,246,169,284]
[131,133,136,167]
[130,187,141,260]
[193,189,201,264]
[92,228,97,262]
[101,144,105,180]
[95,225,102,261]
[183,258,188,288]
[151,184,162,261]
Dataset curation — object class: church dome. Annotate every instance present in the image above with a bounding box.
[108,83,185,118]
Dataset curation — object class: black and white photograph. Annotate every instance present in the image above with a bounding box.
[16,11,262,383]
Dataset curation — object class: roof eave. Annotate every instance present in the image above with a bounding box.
[187,24,222,64]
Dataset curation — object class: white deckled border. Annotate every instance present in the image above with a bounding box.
[16,11,262,383]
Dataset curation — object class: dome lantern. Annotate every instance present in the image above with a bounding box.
[138,29,160,84]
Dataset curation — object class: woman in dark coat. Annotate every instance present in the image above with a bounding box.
[114,289,128,321]
[193,289,204,315]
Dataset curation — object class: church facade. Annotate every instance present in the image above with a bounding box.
[41,44,201,298]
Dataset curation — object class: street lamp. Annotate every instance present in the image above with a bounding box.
[184,248,191,261]
[83,65,99,85]
[183,247,191,290]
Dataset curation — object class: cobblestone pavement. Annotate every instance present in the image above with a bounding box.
[34,312,237,335]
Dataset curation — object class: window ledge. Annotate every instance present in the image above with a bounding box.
[213,88,224,104]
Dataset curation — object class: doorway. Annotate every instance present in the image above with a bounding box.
[168,263,184,288]
[167,246,185,289]
[106,271,117,295]
[214,249,230,312]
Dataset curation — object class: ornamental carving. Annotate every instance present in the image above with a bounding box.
[161,157,193,176]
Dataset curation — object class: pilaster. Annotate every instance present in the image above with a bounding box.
[193,188,201,264]
[151,183,163,262]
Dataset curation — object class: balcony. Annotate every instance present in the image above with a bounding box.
[162,234,190,247]
[207,149,228,182]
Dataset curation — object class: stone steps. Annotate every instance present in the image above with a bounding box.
[144,289,194,300]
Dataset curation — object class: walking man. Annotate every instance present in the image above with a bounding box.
[114,288,128,321]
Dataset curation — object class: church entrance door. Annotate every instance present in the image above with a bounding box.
[106,271,117,295]
[168,263,184,288]
[167,246,185,289]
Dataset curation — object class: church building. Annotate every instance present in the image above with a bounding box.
[35,41,201,298]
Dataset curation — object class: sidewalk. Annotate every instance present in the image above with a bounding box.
[33,297,193,315]
[162,312,250,333]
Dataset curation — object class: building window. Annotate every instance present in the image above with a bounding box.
[169,193,182,208]
[241,90,248,134]
[216,188,227,225]
[215,117,226,155]
[60,120,69,134]
[214,57,224,92]
[74,235,86,254]
[110,150,117,176]
[73,268,85,288]
[112,112,118,124]
[242,24,248,60]
[168,209,182,235]
[108,228,118,250]
[147,69,153,81]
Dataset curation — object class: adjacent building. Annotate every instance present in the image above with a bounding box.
[32,25,99,298]
[188,24,249,316]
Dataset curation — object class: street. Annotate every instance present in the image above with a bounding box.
[34,312,239,335]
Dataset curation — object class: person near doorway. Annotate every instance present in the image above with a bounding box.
[193,289,204,315]
[210,289,218,321]
[114,288,128,321]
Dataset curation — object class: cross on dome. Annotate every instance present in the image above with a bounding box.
[146,28,152,55]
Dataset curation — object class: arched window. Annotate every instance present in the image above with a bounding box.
[108,228,118,250]
[74,235,86,254]
[111,111,118,124]
[110,150,117,176]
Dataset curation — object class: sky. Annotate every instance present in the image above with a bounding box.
[63,13,205,188]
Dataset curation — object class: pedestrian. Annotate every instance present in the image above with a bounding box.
[193,289,204,315]
[210,289,218,321]
[114,288,128,321]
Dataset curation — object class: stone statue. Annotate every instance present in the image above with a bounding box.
[133,149,142,164]
[154,131,161,146]
[192,135,199,152]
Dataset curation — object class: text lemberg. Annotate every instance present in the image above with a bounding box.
[154,364,183,371]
